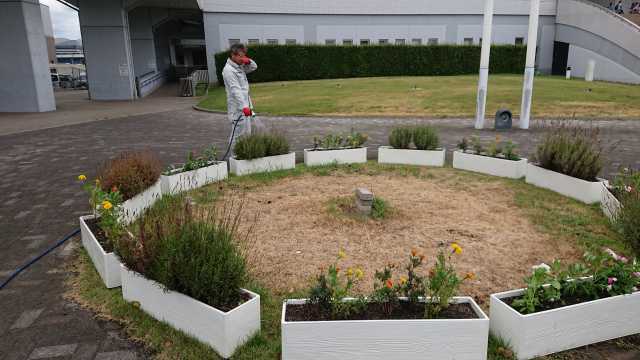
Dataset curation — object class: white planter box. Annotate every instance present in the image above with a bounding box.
[120,179,162,224]
[378,147,445,167]
[490,289,640,360]
[121,266,260,358]
[304,147,367,167]
[161,161,228,195]
[453,151,528,179]
[525,164,606,204]
[229,152,295,176]
[79,215,121,288]
[281,297,489,360]
[601,186,622,222]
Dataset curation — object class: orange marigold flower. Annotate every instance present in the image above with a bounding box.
[411,248,418,257]
[464,272,476,281]
[111,186,118,193]
[385,279,393,289]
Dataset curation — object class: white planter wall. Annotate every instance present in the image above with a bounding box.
[229,152,295,176]
[120,179,162,224]
[79,215,122,288]
[282,297,489,360]
[121,266,260,358]
[601,186,622,222]
[161,162,228,195]
[378,147,445,167]
[453,151,527,179]
[490,289,640,360]
[525,164,606,204]
[304,147,367,167]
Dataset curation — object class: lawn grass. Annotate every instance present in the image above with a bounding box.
[197,75,640,119]
[70,162,633,360]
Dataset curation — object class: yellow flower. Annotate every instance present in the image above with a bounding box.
[338,250,346,260]
[102,200,113,210]
[95,179,100,185]
[355,268,364,279]
[346,268,354,277]
[78,174,87,181]
[451,243,462,255]
[400,277,407,285]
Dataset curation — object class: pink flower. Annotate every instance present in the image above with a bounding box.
[633,272,640,278]
[608,277,618,285]
[604,248,627,262]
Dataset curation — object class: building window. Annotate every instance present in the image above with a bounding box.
[427,38,439,45]
[325,39,337,45]
[360,39,370,45]
[229,39,240,46]
[343,39,353,46]
[515,37,525,45]
[267,39,279,45]
[411,38,422,45]
[285,39,297,45]
[379,39,389,45]
[248,39,260,45]
[463,37,473,45]
[395,39,406,45]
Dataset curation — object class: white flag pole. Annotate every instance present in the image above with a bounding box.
[475,0,495,129]
[520,0,540,129]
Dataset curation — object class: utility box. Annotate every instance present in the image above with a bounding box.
[495,109,512,130]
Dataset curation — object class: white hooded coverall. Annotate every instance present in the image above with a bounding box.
[222,57,258,156]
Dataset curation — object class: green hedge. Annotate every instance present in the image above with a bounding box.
[215,44,526,84]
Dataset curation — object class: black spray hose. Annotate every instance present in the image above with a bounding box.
[222,114,245,161]
[0,228,80,290]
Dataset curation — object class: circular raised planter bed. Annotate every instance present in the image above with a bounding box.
[121,265,261,359]
[229,152,296,176]
[490,288,640,360]
[525,163,606,204]
[304,147,367,167]
[378,146,446,167]
[282,297,489,360]
[453,150,527,179]
[161,161,228,195]
[79,215,122,288]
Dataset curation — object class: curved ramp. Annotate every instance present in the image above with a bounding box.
[556,0,640,82]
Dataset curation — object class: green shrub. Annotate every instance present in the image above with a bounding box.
[98,151,162,200]
[313,130,368,150]
[371,197,389,219]
[215,44,526,83]
[389,127,413,149]
[116,195,248,311]
[234,133,290,160]
[534,125,603,181]
[613,167,640,253]
[412,126,439,150]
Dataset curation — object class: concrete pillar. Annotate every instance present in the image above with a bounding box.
[204,13,221,84]
[128,7,157,78]
[0,0,55,112]
[475,0,494,130]
[79,0,136,100]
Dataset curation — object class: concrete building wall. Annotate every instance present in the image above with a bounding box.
[40,3,56,63]
[0,0,55,112]
[204,12,556,81]
[200,0,559,16]
[79,0,136,100]
[568,44,640,83]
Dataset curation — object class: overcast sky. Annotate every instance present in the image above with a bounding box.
[40,0,81,40]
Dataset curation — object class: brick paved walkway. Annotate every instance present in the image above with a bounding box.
[0,109,639,359]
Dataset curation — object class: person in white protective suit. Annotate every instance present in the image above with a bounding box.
[222,43,258,158]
